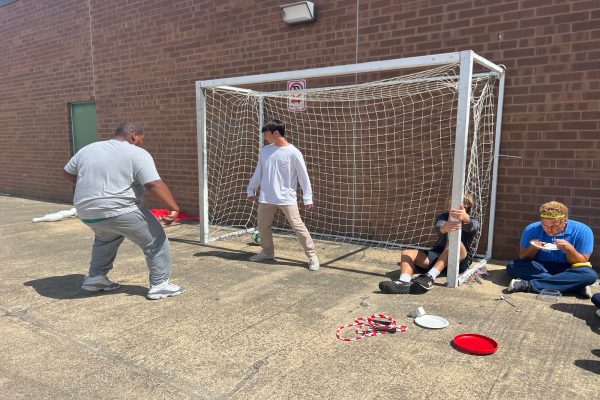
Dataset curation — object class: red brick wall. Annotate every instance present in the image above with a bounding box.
[0,0,95,202]
[1,0,599,264]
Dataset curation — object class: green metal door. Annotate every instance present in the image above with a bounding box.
[70,102,98,153]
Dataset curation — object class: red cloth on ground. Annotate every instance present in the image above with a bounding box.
[150,209,199,222]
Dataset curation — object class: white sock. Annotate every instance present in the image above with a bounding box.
[399,273,412,283]
[427,268,441,279]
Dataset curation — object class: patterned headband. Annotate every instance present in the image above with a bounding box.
[540,214,565,219]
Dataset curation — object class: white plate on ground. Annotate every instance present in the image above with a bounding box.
[530,241,558,251]
[414,315,449,329]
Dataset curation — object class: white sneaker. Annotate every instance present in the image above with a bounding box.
[82,275,120,292]
[308,256,320,271]
[578,285,592,299]
[146,281,186,300]
[249,252,275,262]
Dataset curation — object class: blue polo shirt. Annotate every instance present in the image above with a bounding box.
[520,219,594,265]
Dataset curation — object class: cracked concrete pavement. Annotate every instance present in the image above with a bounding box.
[1,195,599,399]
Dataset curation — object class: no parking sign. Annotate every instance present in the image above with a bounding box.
[287,79,306,111]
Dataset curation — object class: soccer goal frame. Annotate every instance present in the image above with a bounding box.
[195,50,506,287]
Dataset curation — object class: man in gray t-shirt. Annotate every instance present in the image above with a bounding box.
[64,122,185,300]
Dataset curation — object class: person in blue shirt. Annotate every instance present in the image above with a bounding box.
[507,201,597,298]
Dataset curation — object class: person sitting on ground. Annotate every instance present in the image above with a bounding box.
[506,201,597,298]
[379,193,480,294]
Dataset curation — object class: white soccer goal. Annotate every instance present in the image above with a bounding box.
[195,51,506,287]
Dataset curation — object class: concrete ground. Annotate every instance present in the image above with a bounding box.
[1,195,598,400]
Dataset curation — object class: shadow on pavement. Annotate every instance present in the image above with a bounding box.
[172,236,386,277]
[482,267,512,288]
[195,249,307,269]
[551,302,600,333]
[573,358,600,375]
[194,249,253,261]
[24,274,147,299]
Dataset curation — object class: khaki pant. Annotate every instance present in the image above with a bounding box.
[257,203,316,259]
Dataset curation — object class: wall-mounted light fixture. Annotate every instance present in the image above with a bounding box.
[280,1,316,24]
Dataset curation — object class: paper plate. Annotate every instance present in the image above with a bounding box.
[414,315,449,329]
[453,334,498,355]
[529,241,558,251]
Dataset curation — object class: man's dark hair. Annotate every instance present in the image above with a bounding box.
[115,122,143,136]
[261,119,285,137]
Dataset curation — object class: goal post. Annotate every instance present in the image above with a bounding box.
[195,50,506,287]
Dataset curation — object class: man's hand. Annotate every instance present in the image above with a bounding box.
[449,204,470,224]
[161,210,179,225]
[143,180,179,225]
[248,196,258,202]
[554,239,574,252]
[519,239,541,259]
[553,238,590,264]
[530,239,544,248]
[304,204,313,211]
[441,220,462,233]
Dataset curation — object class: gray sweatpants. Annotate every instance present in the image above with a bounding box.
[83,206,171,285]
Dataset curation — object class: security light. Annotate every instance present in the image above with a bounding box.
[280,1,316,24]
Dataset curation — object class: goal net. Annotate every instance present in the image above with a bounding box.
[196,52,504,283]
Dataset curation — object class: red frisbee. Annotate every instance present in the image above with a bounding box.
[453,334,498,355]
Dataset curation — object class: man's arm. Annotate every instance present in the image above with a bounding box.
[247,156,262,202]
[436,214,461,235]
[554,239,591,264]
[144,179,179,225]
[63,170,77,186]
[555,223,594,264]
[449,205,481,233]
[518,245,538,259]
[293,152,313,210]
[517,223,541,260]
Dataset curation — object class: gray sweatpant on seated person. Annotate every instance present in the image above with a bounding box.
[83,206,171,286]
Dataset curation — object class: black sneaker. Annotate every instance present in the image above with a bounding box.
[508,278,531,293]
[413,273,434,293]
[592,293,600,308]
[378,280,412,294]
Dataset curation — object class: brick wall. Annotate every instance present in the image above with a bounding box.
[0,0,95,202]
[1,0,599,264]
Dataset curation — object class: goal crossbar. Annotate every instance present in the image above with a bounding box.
[199,51,503,88]
[214,71,500,98]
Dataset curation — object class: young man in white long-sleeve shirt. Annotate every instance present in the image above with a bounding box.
[247,119,320,271]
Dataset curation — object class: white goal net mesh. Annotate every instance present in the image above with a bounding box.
[202,63,498,254]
